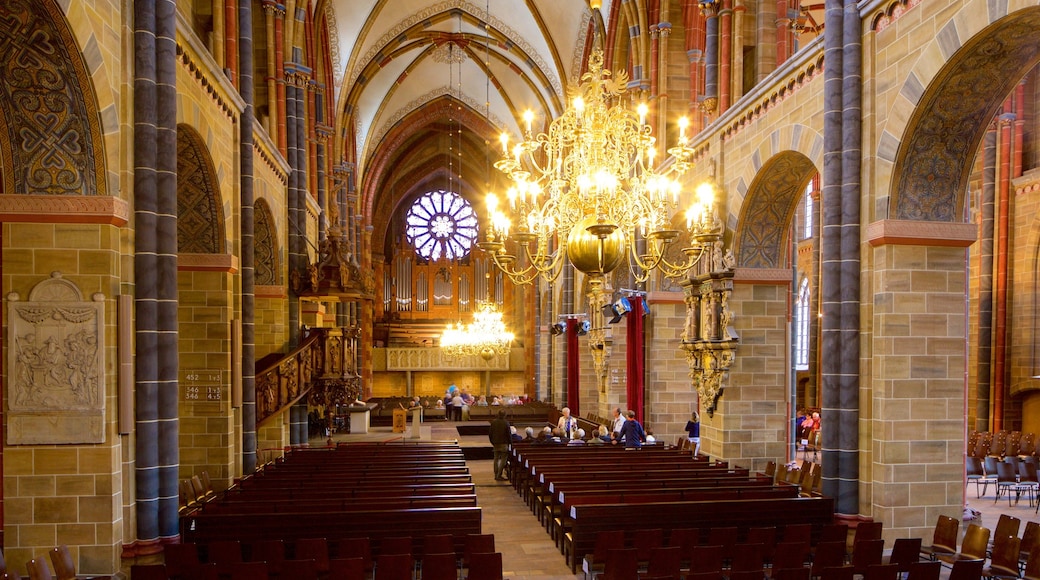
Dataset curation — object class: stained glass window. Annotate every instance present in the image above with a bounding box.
[405,190,478,261]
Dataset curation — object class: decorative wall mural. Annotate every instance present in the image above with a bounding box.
[893,11,1040,221]
[0,0,103,196]
[177,125,225,253]
[6,272,106,444]
[736,153,815,268]
[254,199,280,285]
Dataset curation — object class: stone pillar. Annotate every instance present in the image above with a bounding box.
[711,269,791,471]
[866,220,974,542]
[644,292,688,446]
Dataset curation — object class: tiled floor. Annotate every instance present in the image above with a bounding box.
[323,421,1040,579]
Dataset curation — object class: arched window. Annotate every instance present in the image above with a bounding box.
[405,190,478,261]
[794,278,810,370]
[803,183,813,239]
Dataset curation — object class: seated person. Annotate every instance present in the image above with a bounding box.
[476,395,489,407]
[510,425,523,443]
[523,426,536,441]
[589,426,608,445]
[568,428,587,445]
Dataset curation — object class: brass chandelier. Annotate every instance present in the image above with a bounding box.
[479,46,722,284]
[440,301,515,361]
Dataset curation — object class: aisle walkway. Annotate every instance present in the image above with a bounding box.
[318,421,581,579]
[468,457,581,580]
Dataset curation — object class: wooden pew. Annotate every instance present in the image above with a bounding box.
[562,496,834,572]
[182,506,482,553]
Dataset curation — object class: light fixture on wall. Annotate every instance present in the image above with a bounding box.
[478,46,720,286]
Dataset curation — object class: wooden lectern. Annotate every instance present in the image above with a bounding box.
[392,408,408,433]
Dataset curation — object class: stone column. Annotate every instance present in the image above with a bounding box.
[865,220,974,542]
[713,269,791,471]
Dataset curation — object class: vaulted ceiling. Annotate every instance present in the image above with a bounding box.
[321,0,607,255]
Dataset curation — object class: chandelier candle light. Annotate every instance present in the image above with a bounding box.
[440,301,515,361]
[479,46,721,284]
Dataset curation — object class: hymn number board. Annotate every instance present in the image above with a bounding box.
[182,370,223,408]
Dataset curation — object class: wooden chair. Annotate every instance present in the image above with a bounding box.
[707,526,738,567]
[49,545,76,580]
[26,558,53,580]
[983,535,1021,579]
[731,543,766,573]
[921,515,959,560]
[293,538,330,576]
[1021,522,1040,565]
[1019,460,1040,507]
[769,541,810,573]
[948,559,983,580]
[1020,433,1038,458]
[990,514,1022,555]
[379,536,413,557]
[248,539,285,563]
[465,551,503,580]
[600,548,638,580]
[687,544,725,576]
[748,526,778,565]
[422,534,457,559]
[782,524,812,546]
[810,542,847,579]
[863,564,900,580]
[269,559,316,580]
[981,456,1002,497]
[374,553,413,580]
[206,539,243,564]
[848,539,884,576]
[965,456,986,497]
[906,561,941,580]
[849,522,884,561]
[1023,544,1040,580]
[633,528,664,569]
[995,461,1025,506]
[644,546,682,580]
[421,552,460,580]
[461,534,495,570]
[333,538,373,576]
[582,530,625,579]
[885,537,922,575]
[328,557,367,580]
[937,524,989,566]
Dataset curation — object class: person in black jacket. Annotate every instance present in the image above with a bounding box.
[488,410,512,481]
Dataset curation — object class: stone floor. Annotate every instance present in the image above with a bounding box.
[316,420,1040,579]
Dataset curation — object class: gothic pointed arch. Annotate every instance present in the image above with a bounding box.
[0,0,106,196]
[734,151,817,268]
[890,8,1040,221]
[254,198,282,286]
[176,124,226,254]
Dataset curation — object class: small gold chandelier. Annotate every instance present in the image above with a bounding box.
[479,46,720,284]
[440,302,515,361]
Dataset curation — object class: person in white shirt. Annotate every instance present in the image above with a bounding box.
[611,407,626,441]
[557,407,577,438]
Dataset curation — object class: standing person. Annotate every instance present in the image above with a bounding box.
[685,412,701,456]
[611,407,626,442]
[557,407,576,439]
[619,410,646,449]
[488,410,511,481]
[451,390,465,421]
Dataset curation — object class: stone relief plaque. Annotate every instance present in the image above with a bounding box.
[7,272,106,444]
